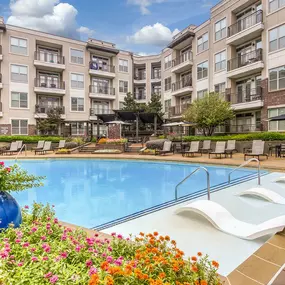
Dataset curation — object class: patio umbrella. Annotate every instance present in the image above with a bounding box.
[162,122,196,141]
[269,114,285,121]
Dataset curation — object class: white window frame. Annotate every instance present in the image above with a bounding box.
[269,65,285,91]
[71,97,85,112]
[164,54,172,70]
[10,36,28,56]
[71,122,85,136]
[214,82,226,94]
[197,32,209,54]
[119,80,128,93]
[214,18,227,42]
[10,64,28,83]
[268,107,285,131]
[197,61,208,80]
[269,24,285,53]
[70,48,84,65]
[10,92,28,109]
[118,59,128,73]
[70,73,84,89]
[197,89,208,99]
[11,119,29,135]
[214,50,226,72]
[268,0,285,13]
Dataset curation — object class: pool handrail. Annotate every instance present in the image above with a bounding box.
[228,158,260,185]
[175,166,210,200]
[15,144,27,162]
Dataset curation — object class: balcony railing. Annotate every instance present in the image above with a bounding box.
[0,45,2,55]
[0,102,2,112]
[134,92,146,100]
[34,51,65,64]
[172,77,192,92]
[134,71,146,80]
[0,74,2,83]
[89,85,115,95]
[227,48,263,71]
[34,77,65,89]
[169,104,190,117]
[228,10,263,37]
[89,61,115,73]
[226,87,262,104]
[151,71,161,79]
[35,105,65,114]
[218,123,263,133]
[172,51,193,67]
[90,108,114,116]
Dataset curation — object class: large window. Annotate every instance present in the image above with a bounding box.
[197,89,208,99]
[165,99,171,112]
[214,82,226,94]
[11,64,28,83]
[70,49,84,64]
[164,54,172,69]
[269,0,285,13]
[269,66,285,91]
[164,77,171,91]
[11,92,28,108]
[197,61,208,80]
[215,51,226,72]
[268,107,285,131]
[119,59,128,72]
[215,18,226,41]
[11,119,28,135]
[269,24,285,52]
[197,33,209,53]
[119,80,128,93]
[71,122,85,135]
[71,97,84,112]
[10,37,27,55]
[71,73,84,89]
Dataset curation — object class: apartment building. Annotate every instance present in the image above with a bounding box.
[0,0,285,136]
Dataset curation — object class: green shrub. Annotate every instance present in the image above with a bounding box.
[0,135,64,143]
[55,148,70,154]
[71,137,84,145]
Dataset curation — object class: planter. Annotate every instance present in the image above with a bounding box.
[0,191,22,229]
[95,144,126,152]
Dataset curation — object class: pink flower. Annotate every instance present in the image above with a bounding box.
[111,232,116,236]
[60,252,68,259]
[106,256,113,263]
[31,227,37,232]
[50,275,58,284]
[47,217,51,221]
[102,253,106,258]
[44,272,53,278]
[0,251,9,259]
[24,205,29,209]
[114,259,122,266]
[94,233,99,237]
[15,239,21,244]
[42,243,51,253]
[41,236,47,241]
[75,245,81,252]
[117,234,123,239]
[46,223,51,230]
[88,267,97,276]
[53,218,58,224]
[0,161,4,166]
[5,167,11,172]
[30,248,36,252]
[31,256,38,262]
[17,262,23,267]
[61,235,67,241]
[42,256,49,261]
[107,246,112,252]
[86,259,93,268]
[22,242,30,248]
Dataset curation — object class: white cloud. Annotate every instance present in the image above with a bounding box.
[7,0,93,39]
[77,26,94,38]
[128,23,180,47]
[127,0,166,15]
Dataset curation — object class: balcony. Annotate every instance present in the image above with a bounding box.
[171,51,193,74]
[89,85,116,100]
[89,61,115,79]
[134,71,146,84]
[134,92,146,101]
[227,49,264,79]
[89,108,114,120]
[34,51,65,71]
[0,45,2,61]
[171,77,193,96]
[0,74,2,89]
[34,105,66,119]
[227,10,264,46]
[34,77,66,96]
[151,71,161,83]
[169,104,190,117]
[217,123,262,133]
[226,88,263,111]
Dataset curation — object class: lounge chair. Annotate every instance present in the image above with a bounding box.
[2,141,19,155]
[199,140,212,153]
[54,140,66,151]
[155,141,173,156]
[244,140,268,161]
[208,141,226,158]
[225,140,237,158]
[16,140,23,151]
[175,200,285,240]
[182,141,201,157]
[32,141,45,152]
[35,141,52,155]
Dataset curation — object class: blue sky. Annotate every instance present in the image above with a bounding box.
[0,0,220,54]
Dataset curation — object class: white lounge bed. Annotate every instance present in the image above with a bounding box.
[275,176,285,183]
[237,188,285,205]
[175,200,285,240]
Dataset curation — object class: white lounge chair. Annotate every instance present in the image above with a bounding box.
[275,176,285,183]
[244,140,268,161]
[155,141,173,156]
[208,141,226,159]
[182,141,201,157]
[237,188,285,205]
[200,140,212,153]
[175,200,285,240]
[35,141,52,155]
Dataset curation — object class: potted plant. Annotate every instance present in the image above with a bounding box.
[0,162,44,229]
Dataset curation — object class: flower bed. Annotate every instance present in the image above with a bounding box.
[93,149,122,154]
[98,138,127,145]
[0,204,221,285]
[140,149,156,155]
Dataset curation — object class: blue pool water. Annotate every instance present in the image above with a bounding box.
[6,159,260,228]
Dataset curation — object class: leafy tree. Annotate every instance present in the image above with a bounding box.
[146,93,164,117]
[183,93,234,136]
[121,92,139,111]
[36,107,64,135]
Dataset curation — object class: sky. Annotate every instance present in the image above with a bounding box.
[0,0,220,55]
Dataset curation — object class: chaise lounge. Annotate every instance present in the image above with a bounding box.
[209,141,226,159]
[182,141,201,157]
[35,141,52,155]
[155,141,173,156]
[244,140,268,161]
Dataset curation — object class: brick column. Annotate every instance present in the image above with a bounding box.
[108,125,120,139]
[28,125,36,135]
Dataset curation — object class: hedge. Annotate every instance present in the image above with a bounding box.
[0,136,64,143]
[161,132,285,142]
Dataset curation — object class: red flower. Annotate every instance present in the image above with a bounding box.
[5,167,11,172]
[0,162,4,166]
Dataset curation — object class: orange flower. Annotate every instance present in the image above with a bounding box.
[105,276,114,285]
[191,265,198,272]
[153,231,159,236]
[165,235,170,241]
[212,260,219,268]
[159,236,165,241]
[139,232,145,236]
[158,272,166,279]
[197,252,202,257]
[171,240,177,246]
[89,274,100,285]
[201,281,208,285]
[100,261,109,271]
[191,256,197,262]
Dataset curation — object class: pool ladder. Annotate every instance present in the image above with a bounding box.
[15,144,27,162]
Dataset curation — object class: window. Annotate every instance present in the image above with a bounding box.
[10,37,27,55]
[119,80,128,93]
[119,59,128,72]
[197,33,209,53]
[164,54,172,69]
[70,49,84,64]
[269,66,285,91]
[269,24,285,52]
[165,77,171,91]
[165,99,171,112]
[71,73,84,89]
[11,119,28,135]
[71,122,85,135]
[215,18,226,41]
[11,92,28,108]
[269,0,285,13]
[71,97,84,112]
[215,51,226,72]
[153,85,161,95]
[197,61,208,80]
[214,83,226,94]
[11,64,28,83]
[197,89,208,99]
[268,107,285,130]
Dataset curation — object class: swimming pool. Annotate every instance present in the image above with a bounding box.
[7,159,262,228]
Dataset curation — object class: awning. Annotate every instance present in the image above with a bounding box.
[96,114,116,123]
[162,121,196,127]
[269,114,285,121]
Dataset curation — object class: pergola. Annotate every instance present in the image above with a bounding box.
[96,111,163,142]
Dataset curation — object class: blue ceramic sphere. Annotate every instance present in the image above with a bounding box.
[0,191,22,229]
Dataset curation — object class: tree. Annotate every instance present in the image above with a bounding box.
[183,93,234,136]
[146,93,164,117]
[121,92,139,111]
[36,107,64,135]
